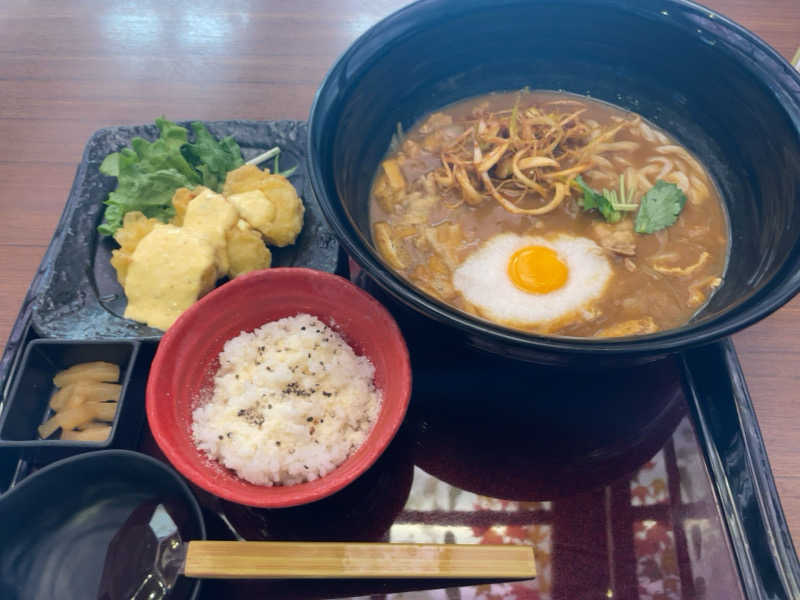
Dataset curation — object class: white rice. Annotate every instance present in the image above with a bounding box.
[191,314,382,486]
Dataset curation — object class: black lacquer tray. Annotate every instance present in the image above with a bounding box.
[0,122,798,600]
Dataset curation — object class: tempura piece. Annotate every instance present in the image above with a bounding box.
[223,164,304,247]
[226,219,272,277]
[182,188,239,275]
[227,190,276,236]
[110,211,161,286]
[171,186,208,226]
[122,224,217,330]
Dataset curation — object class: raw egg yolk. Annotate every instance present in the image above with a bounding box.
[508,245,568,294]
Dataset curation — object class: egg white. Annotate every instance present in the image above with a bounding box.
[452,233,612,329]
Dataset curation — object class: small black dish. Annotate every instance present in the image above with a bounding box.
[307,0,800,367]
[0,339,145,462]
[0,449,204,600]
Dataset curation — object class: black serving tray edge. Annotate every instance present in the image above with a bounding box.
[682,341,800,599]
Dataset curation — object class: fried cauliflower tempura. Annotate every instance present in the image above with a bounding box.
[123,224,217,330]
[223,164,305,247]
[110,163,304,330]
[170,186,208,226]
[110,211,161,286]
[226,219,272,277]
[181,188,239,275]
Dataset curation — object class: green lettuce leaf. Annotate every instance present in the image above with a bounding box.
[180,122,244,191]
[97,117,245,235]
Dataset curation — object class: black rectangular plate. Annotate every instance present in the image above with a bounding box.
[30,120,339,341]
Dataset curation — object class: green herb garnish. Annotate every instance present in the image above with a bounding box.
[575,175,687,233]
[634,180,687,233]
[574,175,637,223]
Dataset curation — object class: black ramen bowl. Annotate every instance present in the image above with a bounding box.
[307,0,800,367]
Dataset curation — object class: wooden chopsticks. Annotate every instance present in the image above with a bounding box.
[184,541,536,580]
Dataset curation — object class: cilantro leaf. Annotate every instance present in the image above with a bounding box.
[180,122,244,190]
[575,176,622,223]
[634,180,687,234]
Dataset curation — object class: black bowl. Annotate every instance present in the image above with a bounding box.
[307,0,800,367]
[0,450,205,600]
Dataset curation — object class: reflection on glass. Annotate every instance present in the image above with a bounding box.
[630,451,669,506]
[345,413,743,599]
[202,354,746,599]
[635,519,681,598]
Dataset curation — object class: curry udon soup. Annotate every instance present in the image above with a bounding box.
[369,91,729,338]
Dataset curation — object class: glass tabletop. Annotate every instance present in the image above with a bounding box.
[194,343,744,600]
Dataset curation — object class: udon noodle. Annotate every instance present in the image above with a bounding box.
[369,91,728,337]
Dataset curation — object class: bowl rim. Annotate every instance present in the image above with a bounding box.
[306,0,800,357]
[146,267,412,508]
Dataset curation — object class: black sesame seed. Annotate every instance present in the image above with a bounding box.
[275,441,281,446]
[306,416,313,422]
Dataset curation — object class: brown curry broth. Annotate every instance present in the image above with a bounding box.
[369,91,728,337]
